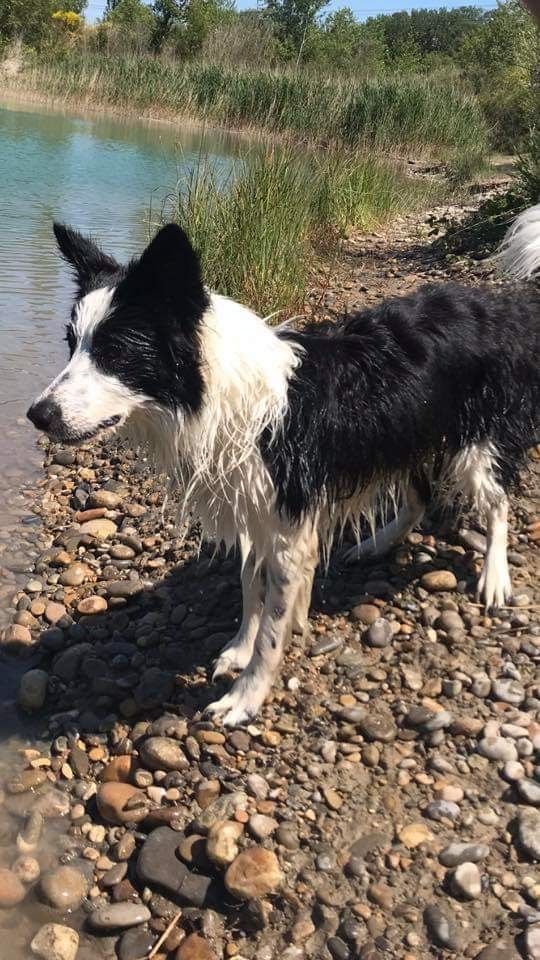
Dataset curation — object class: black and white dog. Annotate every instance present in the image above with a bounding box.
[27,215,539,725]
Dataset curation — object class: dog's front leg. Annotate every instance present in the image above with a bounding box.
[207,520,317,727]
[291,526,318,635]
[212,547,264,679]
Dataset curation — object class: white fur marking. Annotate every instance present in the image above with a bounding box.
[73,287,115,343]
[477,498,512,608]
[212,548,263,678]
[442,442,504,516]
[498,203,540,279]
[128,292,302,559]
[35,286,147,437]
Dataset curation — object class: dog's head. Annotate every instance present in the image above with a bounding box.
[27,223,208,444]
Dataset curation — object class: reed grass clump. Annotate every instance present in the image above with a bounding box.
[168,147,442,317]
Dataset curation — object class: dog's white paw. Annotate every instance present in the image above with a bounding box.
[205,691,257,727]
[476,560,512,610]
[212,640,253,681]
[206,672,269,728]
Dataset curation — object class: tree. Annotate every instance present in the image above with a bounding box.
[265,0,327,59]
[169,0,234,56]
[55,0,87,12]
[459,1,537,145]
[104,0,154,26]
[0,0,53,44]
[151,0,186,48]
[364,5,484,67]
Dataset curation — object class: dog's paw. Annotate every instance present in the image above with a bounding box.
[205,691,257,728]
[476,562,513,611]
[211,639,254,681]
[206,672,269,728]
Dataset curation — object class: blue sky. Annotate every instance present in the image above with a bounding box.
[86,0,499,22]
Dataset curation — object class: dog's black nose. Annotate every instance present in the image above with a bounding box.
[27,397,62,432]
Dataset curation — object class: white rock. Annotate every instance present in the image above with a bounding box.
[492,678,525,705]
[502,760,525,782]
[526,924,540,960]
[477,737,518,762]
[31,924,79,960]
[246,774,269,800]
[451,862,482,900]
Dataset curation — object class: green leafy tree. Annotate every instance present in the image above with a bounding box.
[459,0,537,145]
[104,0,154,25]
[1,0,51,44]
[305,8,385,73]
[364,5,484,67]
[170,0,234,56]
[56,0,87,12]
[265,0,327,59]
[151,0,186,48]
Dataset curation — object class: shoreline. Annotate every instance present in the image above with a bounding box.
[0,81,264,148]
[0,73,471,170]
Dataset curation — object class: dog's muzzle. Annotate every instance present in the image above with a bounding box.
[27,397,63,434]
[27,399,121,443]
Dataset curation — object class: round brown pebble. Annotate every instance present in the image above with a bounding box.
[96,782,147,825]
[176,933,216,960]
[0,868,26,907]
[101,756,137,784]
[77,596,107,615]
[225,847,283,900]
[420,571,458,592]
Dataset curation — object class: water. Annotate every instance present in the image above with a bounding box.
[0,94,240,665]
[0,97,241,601]
[0,97,241,487]
[0,95,241,680]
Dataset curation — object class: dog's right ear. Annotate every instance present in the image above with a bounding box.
[53,223,120,293]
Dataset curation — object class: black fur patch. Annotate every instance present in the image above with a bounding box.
[262,283,540,520]
[56,222,208,414]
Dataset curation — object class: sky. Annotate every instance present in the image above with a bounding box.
[85,0,500,22]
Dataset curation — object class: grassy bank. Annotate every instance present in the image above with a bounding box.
[9,51,488,176]
[167,147,443,316]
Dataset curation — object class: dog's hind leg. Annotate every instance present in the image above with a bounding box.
[446,442,512,609]
[476,496,512,609]
[341,481,426,565]
[212,547,264,679]
[291,527,319,635]
[207,519,317,726]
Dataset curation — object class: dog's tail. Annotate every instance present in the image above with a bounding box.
[498,203,540,279]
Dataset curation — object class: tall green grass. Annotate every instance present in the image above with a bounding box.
[13,51,489,173]
[167,147,442,316]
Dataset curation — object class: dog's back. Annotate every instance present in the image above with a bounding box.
[268,282,539,524]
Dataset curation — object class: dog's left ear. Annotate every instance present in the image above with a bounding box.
[131,224,205,310]
[53,222,120,293]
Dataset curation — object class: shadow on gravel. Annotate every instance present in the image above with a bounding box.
[5,504,478,745]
